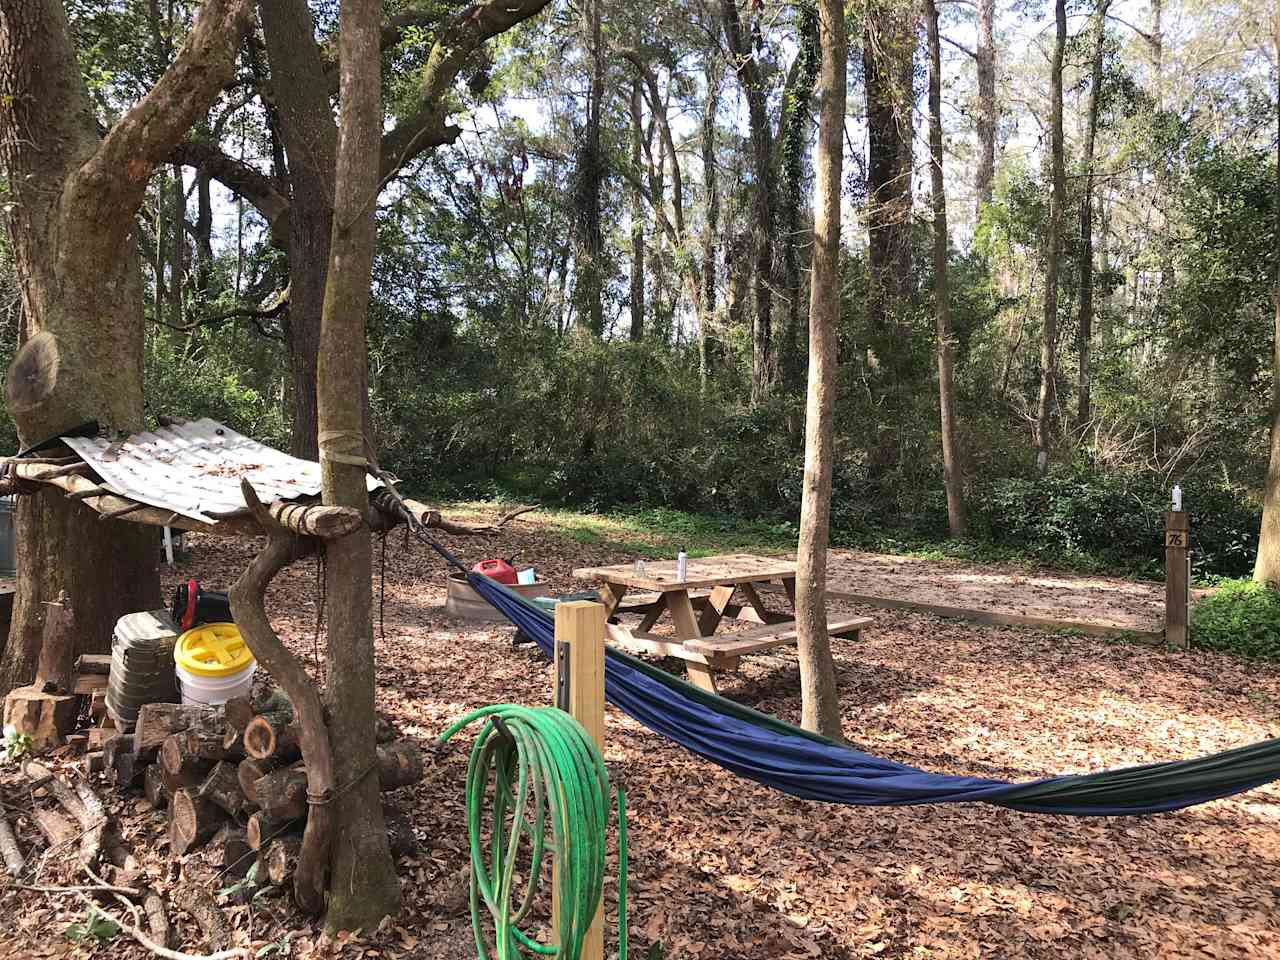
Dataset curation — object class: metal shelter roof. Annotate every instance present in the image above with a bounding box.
[60,418,378,526]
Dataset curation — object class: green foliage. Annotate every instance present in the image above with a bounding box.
[965,468,1259,577]
[65,907,120,944]
[1192,579,1280,660]
[1,724,32,762]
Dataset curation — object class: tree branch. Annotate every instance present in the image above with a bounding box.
[167,140,290,244]
[228,481,332,916]
[151,287,289,340]
[941,35,978,59]
[1105,12,1156,46]
[378,0,554,183]
[67,0,252,244]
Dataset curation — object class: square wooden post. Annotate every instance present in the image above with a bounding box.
[1165,510,1190,650]
[552,600,606,960]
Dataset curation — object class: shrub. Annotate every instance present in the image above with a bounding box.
[1191,578,1280,660]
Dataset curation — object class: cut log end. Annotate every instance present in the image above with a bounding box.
[3,686,78,750]
[243,712,299,761]
[264,836,302,887]
[170,788,226,856]
[6,330,60,414]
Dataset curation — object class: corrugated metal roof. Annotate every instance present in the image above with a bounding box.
[61,418,379,526]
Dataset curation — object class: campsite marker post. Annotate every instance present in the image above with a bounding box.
[552,600,606,960]
[1165,498,1190,650]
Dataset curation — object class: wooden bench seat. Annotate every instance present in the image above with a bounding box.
[683,616,872,658]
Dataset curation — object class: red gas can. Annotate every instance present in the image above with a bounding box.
[472,558,519,584]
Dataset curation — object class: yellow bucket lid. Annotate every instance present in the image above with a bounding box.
[175,623,254,677]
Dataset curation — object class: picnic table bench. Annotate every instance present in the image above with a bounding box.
[572,553,871,694]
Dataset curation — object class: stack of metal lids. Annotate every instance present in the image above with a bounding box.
[105,609,180,728]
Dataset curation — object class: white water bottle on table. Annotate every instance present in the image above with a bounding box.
[676,547,688,582]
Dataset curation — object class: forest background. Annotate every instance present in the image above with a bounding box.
[1,0,1275,584]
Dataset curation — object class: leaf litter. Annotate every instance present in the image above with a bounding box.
[1,510,1278,959]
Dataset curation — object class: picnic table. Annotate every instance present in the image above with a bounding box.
[571,553,871,694]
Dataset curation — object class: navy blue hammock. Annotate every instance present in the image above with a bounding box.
[459,570,1280,817]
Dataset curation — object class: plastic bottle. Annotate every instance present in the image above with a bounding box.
[676,547,688,581]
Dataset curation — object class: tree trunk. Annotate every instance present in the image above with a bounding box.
[700,62,722,388]
[974,0,996,218]
[1253,15,1280,587]
[571,0,605,335]
[794,0,845,739]
[317,0,400,930]
[721,0,780,404]
[1035,0,1067,472]
[629,80,646,341]
[0,0,247,700]
[260,0,339,460]
[863,0,915,346]
[925,0,968,537]
[1075,0,1110,430]
[778,6,821,394]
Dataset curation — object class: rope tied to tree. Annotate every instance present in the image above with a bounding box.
[316,429,369,467]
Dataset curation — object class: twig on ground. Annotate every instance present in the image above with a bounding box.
[72,890,249,960]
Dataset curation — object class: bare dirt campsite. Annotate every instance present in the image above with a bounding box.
[3,513,1276,960]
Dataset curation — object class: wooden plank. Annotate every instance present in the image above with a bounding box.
[552,601,605,960]
[596,582,628,619]
[572,553,797,593]
[667,592,702,641]
[736,582,788,624]
[684,617,872,658]
[635,593,668,633]
[808,587,1164,642]
[73,674,109,696]
[781,576,796,610]
[697,585,737,636]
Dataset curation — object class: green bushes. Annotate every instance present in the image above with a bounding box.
[1192,579,1280,660]
[963,468,1260,578]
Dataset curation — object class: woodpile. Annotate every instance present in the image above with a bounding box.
[114,692,424,885]
[0,665,425,937]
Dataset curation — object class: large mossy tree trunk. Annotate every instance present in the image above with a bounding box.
[1253,15,1280,588]
[863,0,915,348]
[0,0,248,698]
[721,0,780,405]
[794,0,845,739]
[925,0,968,538]
[1034,0,1067,473]
[571,0,605,336]
[1075,0,1111,430]
[317,0,399,930]
[974,0,997,219]
[260,0,339,461]
[628,81,647,342]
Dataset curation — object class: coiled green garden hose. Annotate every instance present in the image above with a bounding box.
[438,704,628,960]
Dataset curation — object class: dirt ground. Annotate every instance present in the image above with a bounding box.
[825,551,1170,634]
[2,515,1278,959]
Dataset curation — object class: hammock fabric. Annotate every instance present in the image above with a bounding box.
[467,572,1280,817]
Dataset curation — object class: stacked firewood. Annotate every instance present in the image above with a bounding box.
[106,690,423,884]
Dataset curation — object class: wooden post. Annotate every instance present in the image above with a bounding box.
[1165,510,1190,650]
[552,600,606,960]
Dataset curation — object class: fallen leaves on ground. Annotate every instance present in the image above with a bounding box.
[1,512,1277,959]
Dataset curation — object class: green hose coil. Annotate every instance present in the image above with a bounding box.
[439,704,628,960]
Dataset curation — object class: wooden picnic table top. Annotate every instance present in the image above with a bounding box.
[572,552,797,593]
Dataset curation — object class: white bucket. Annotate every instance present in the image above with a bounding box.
[176,660,255,706]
